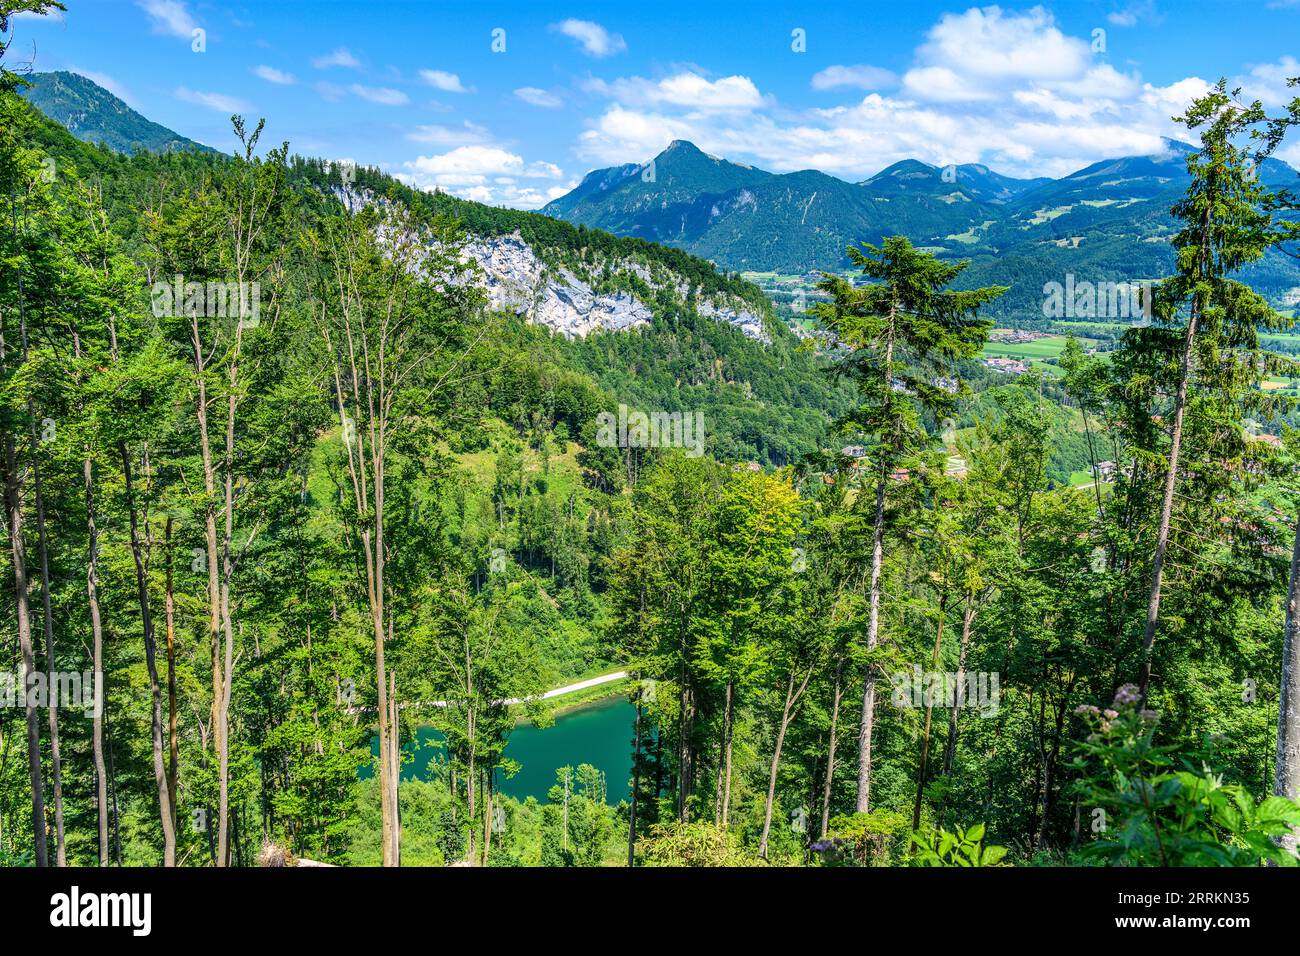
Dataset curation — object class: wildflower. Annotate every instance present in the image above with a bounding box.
[1113,684,1141,706]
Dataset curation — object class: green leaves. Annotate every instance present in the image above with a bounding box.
[1074,694,1300,866]
[908,822,1007,867]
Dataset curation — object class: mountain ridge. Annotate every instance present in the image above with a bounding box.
[18,70,218,155]
[542,138,1300,314]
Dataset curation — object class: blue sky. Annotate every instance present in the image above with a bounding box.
[10,0,1300,208]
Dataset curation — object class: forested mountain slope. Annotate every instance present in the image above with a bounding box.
[19,70,218,155]
[20,76,853,468]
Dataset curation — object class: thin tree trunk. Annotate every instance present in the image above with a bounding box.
[716,680,734,827]
[29,423,64,865]
[1137,308,1197,701]
[84,452,109,865]
[759,670,811,859]
[215,315,248,868]
[481,770,493,867]
[819,657,844,839]
[941,594,976,784]
[912,593,948,830]
[388,667,400,863]
[3,430,46,866]
[4,180,47,867]
[119,442,177,865]
[72,323,111,866]
[857,470,887,813]
[164,517,179,828]
[190,312,226,864]
[466,692,476,864]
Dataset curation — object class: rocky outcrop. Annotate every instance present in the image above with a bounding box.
[460,233,769,342]
[460,235,652,339]
[329,187,770,342]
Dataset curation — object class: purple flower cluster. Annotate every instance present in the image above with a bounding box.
[1113,684,1141,706]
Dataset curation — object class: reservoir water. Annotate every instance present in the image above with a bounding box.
[368,694,636,804]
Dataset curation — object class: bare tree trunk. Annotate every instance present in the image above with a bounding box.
[676,650,692,823]
[388,667,400,864]
[73,324,111,866]
[820,657,844,839]
[759,671,810,859]
[481,770,493,867]
[857,471,887,813]
[1276,509,1300,853]
[215,313,249,869]
[84,453,109,865]
[3,430,46,866]
[29,425,64,865]
[119,442,177,865]
[190,313,226,864]
[1138,211,1208,704]
[716,680,734,827]
[1137,306,1197,702]
[465,700,476,864]
[164,517,179,829]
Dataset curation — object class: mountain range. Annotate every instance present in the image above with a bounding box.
[18,69,1300,320]
[543,139,1300,314]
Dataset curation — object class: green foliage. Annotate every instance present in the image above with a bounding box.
[908,822,1008,867]
[637,821,757,867]
[1073,687,1300,866]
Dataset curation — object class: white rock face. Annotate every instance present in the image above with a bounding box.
[461,233,769,342]
[460,234,651,339]
[696,300,765,341]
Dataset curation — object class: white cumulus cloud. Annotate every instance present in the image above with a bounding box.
[551,19,626,57]
[569,6,1224,182]
[137,0,197,39]
[398,145,568,209]
[585,72,764,113]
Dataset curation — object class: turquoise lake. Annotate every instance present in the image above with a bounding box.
[367,694,636,804]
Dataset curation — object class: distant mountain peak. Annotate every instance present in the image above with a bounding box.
[18,70,217,156]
